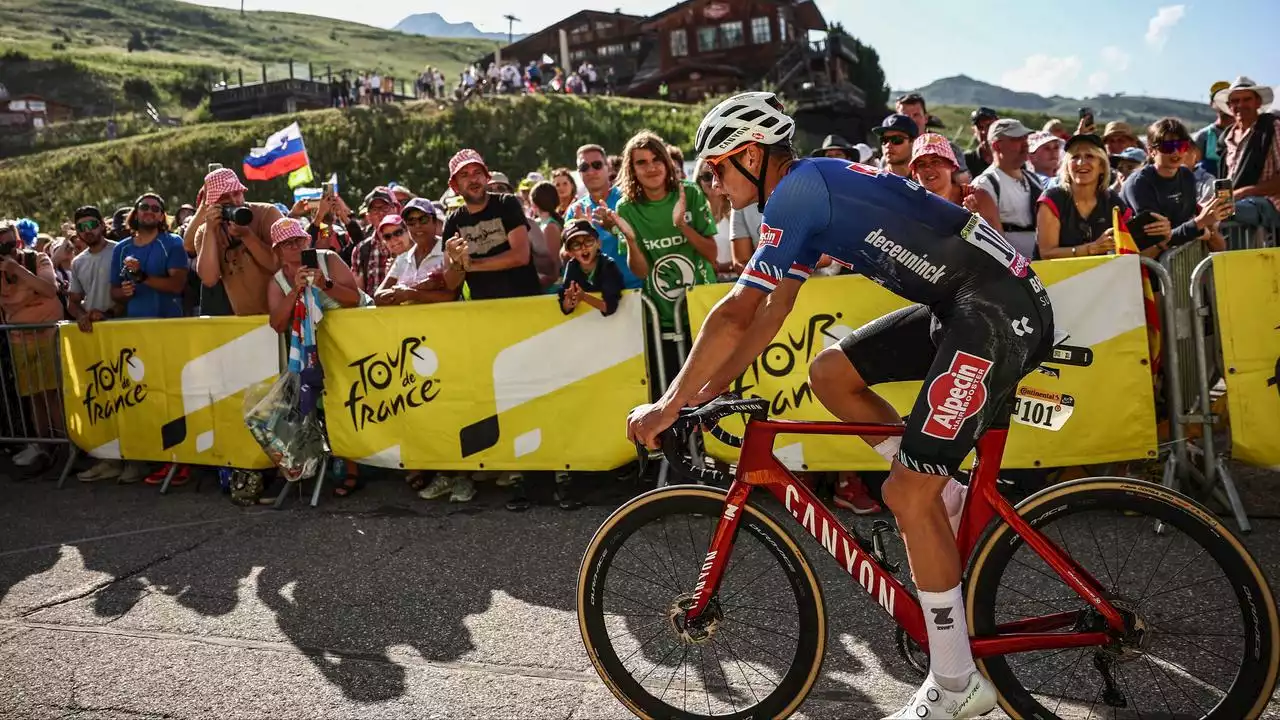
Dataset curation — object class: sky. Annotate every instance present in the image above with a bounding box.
[188,0,1279,102]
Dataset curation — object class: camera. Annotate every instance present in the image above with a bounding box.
[220,205,254,226]
[0,238,16,257]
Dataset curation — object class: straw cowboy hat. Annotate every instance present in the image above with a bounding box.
[1213,76,1275,114]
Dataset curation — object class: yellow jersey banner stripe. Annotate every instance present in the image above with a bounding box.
[1213,248,1280,469]
[60,317,278,468]
[317,293,648,471]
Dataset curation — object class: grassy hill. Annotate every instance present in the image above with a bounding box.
[898,75,1215,130]
[0,95,704,225]
[0,0,497,119]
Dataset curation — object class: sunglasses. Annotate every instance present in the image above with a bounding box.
[136,203,164,213]
[578,160,605,173]
[1155,139,1191,154]
[697,171,715,184]
[881,135,909,147]
[706,143,754,181]
[381,227,407,241]
[565,237,599,251]
[76,219,102,232]
[403,213,435,226]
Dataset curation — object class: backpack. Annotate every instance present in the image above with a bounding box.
[983,170,1043,232]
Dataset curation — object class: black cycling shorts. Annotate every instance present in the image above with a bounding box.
[838,272,1054,477]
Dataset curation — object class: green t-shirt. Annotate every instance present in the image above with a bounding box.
[617,181,717,330]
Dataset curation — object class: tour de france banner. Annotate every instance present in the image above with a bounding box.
[1213,247,1280,469]
[686,255,1158,471]
[60,317,278,468]
[317,293,648,471]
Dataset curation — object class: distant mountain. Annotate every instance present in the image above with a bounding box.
[895,75,1214,126]
[394,13,525,43]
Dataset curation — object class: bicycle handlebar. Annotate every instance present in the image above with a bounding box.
[645,394,770,484]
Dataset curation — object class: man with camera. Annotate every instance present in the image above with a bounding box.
[109,194,188,319]
[192,168,283,317]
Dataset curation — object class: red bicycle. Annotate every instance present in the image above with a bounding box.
[578,388,1279,718]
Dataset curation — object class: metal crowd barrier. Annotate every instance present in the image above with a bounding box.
[0,322,77,486]
[1148,246,1252,533]
[1219,221,1277,252]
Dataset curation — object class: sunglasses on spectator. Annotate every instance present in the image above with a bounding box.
[881,135,909,147]
[76,219,102,232]
[137,203,164,213]
[404,213,434,226]
[381,227,407,241]
[578,160,605,173]
[565,237,599,251]
[1155,139,1191,154]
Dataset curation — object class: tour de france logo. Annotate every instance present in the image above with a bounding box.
[652,254,697,301]
[83,348,149,424]
[732,313,849,415]
[343,336,441,430]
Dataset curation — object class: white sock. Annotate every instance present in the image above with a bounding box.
[942,479,968,537]
[918,585,977,692]
[872,437,901,464]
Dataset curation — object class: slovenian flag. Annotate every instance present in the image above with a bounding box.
[243,122,309,181]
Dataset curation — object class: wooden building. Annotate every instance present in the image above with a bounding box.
[479,0,863,114]
[0,93,75,129]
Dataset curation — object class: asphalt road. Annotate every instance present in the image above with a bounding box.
[2,464,1279,720]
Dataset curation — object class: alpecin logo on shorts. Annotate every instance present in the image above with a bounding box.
[922,351,993,440]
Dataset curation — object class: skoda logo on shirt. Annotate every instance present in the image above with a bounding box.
[652,255,697,300]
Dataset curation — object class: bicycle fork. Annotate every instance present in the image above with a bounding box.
[680,481,753,636]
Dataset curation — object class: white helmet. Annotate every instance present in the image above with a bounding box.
[694,92,795,160]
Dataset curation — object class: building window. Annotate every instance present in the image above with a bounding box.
[594,21,613,31]
[600,43,625,57]
[697,26,718,52]
[631,40,641,52]
[670,29,688,57]
[571,49,588,61]
[571,24,589,35]
[751,16,771,44]
[720,21,744,48]
[778,9,788,42]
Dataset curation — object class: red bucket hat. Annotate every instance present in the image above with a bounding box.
[204,168,248,199]
[269,217,309,247]
[909,133,959,171]
[448,149,489,182]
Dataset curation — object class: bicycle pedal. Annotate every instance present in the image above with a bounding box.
[870,520,902,573]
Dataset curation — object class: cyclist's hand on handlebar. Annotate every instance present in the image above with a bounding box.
[626,401,680,450]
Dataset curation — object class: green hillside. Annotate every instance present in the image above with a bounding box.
[0,0,496,118]
[898,75,1215,130]
[0,95,704,225]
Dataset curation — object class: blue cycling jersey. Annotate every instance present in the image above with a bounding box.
[739,158,1031,306]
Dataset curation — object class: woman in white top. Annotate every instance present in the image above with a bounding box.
[695,158,737,281]
[266,218,363,334]
[373,200,466,306]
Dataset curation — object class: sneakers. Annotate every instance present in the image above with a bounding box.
[118,462,148,484]
[418,475,456,500]
[12,443,48,467]
[78,459,122,482]
[883,671,997,719]
[449,475,477,503]
[144,464,189,486]
[834,472,883,514]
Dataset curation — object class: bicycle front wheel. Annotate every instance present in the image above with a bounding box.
[577,485,826,719]
[967,477,1280,719]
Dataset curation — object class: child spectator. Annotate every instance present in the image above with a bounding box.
[558,219,622,316]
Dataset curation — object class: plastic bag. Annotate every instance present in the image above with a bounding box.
[243,373,326,482]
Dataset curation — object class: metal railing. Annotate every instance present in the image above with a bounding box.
[1157,241,1213,417]
[0,322,77,485]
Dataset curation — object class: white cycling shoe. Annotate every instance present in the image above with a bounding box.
[883,671,998,719]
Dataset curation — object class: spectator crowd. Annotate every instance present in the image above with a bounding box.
[327,59,618,109]
[2,73,1276,513]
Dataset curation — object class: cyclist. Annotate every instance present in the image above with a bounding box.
[626,92,1055,719]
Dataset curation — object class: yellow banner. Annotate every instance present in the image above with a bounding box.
[317,293,649,471]
[685,255,1158,470]
[60,317,278,468]
[1213,248,1280,469]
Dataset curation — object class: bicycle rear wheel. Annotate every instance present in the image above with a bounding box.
[577,485,826,719]
[967,477,1280,719]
